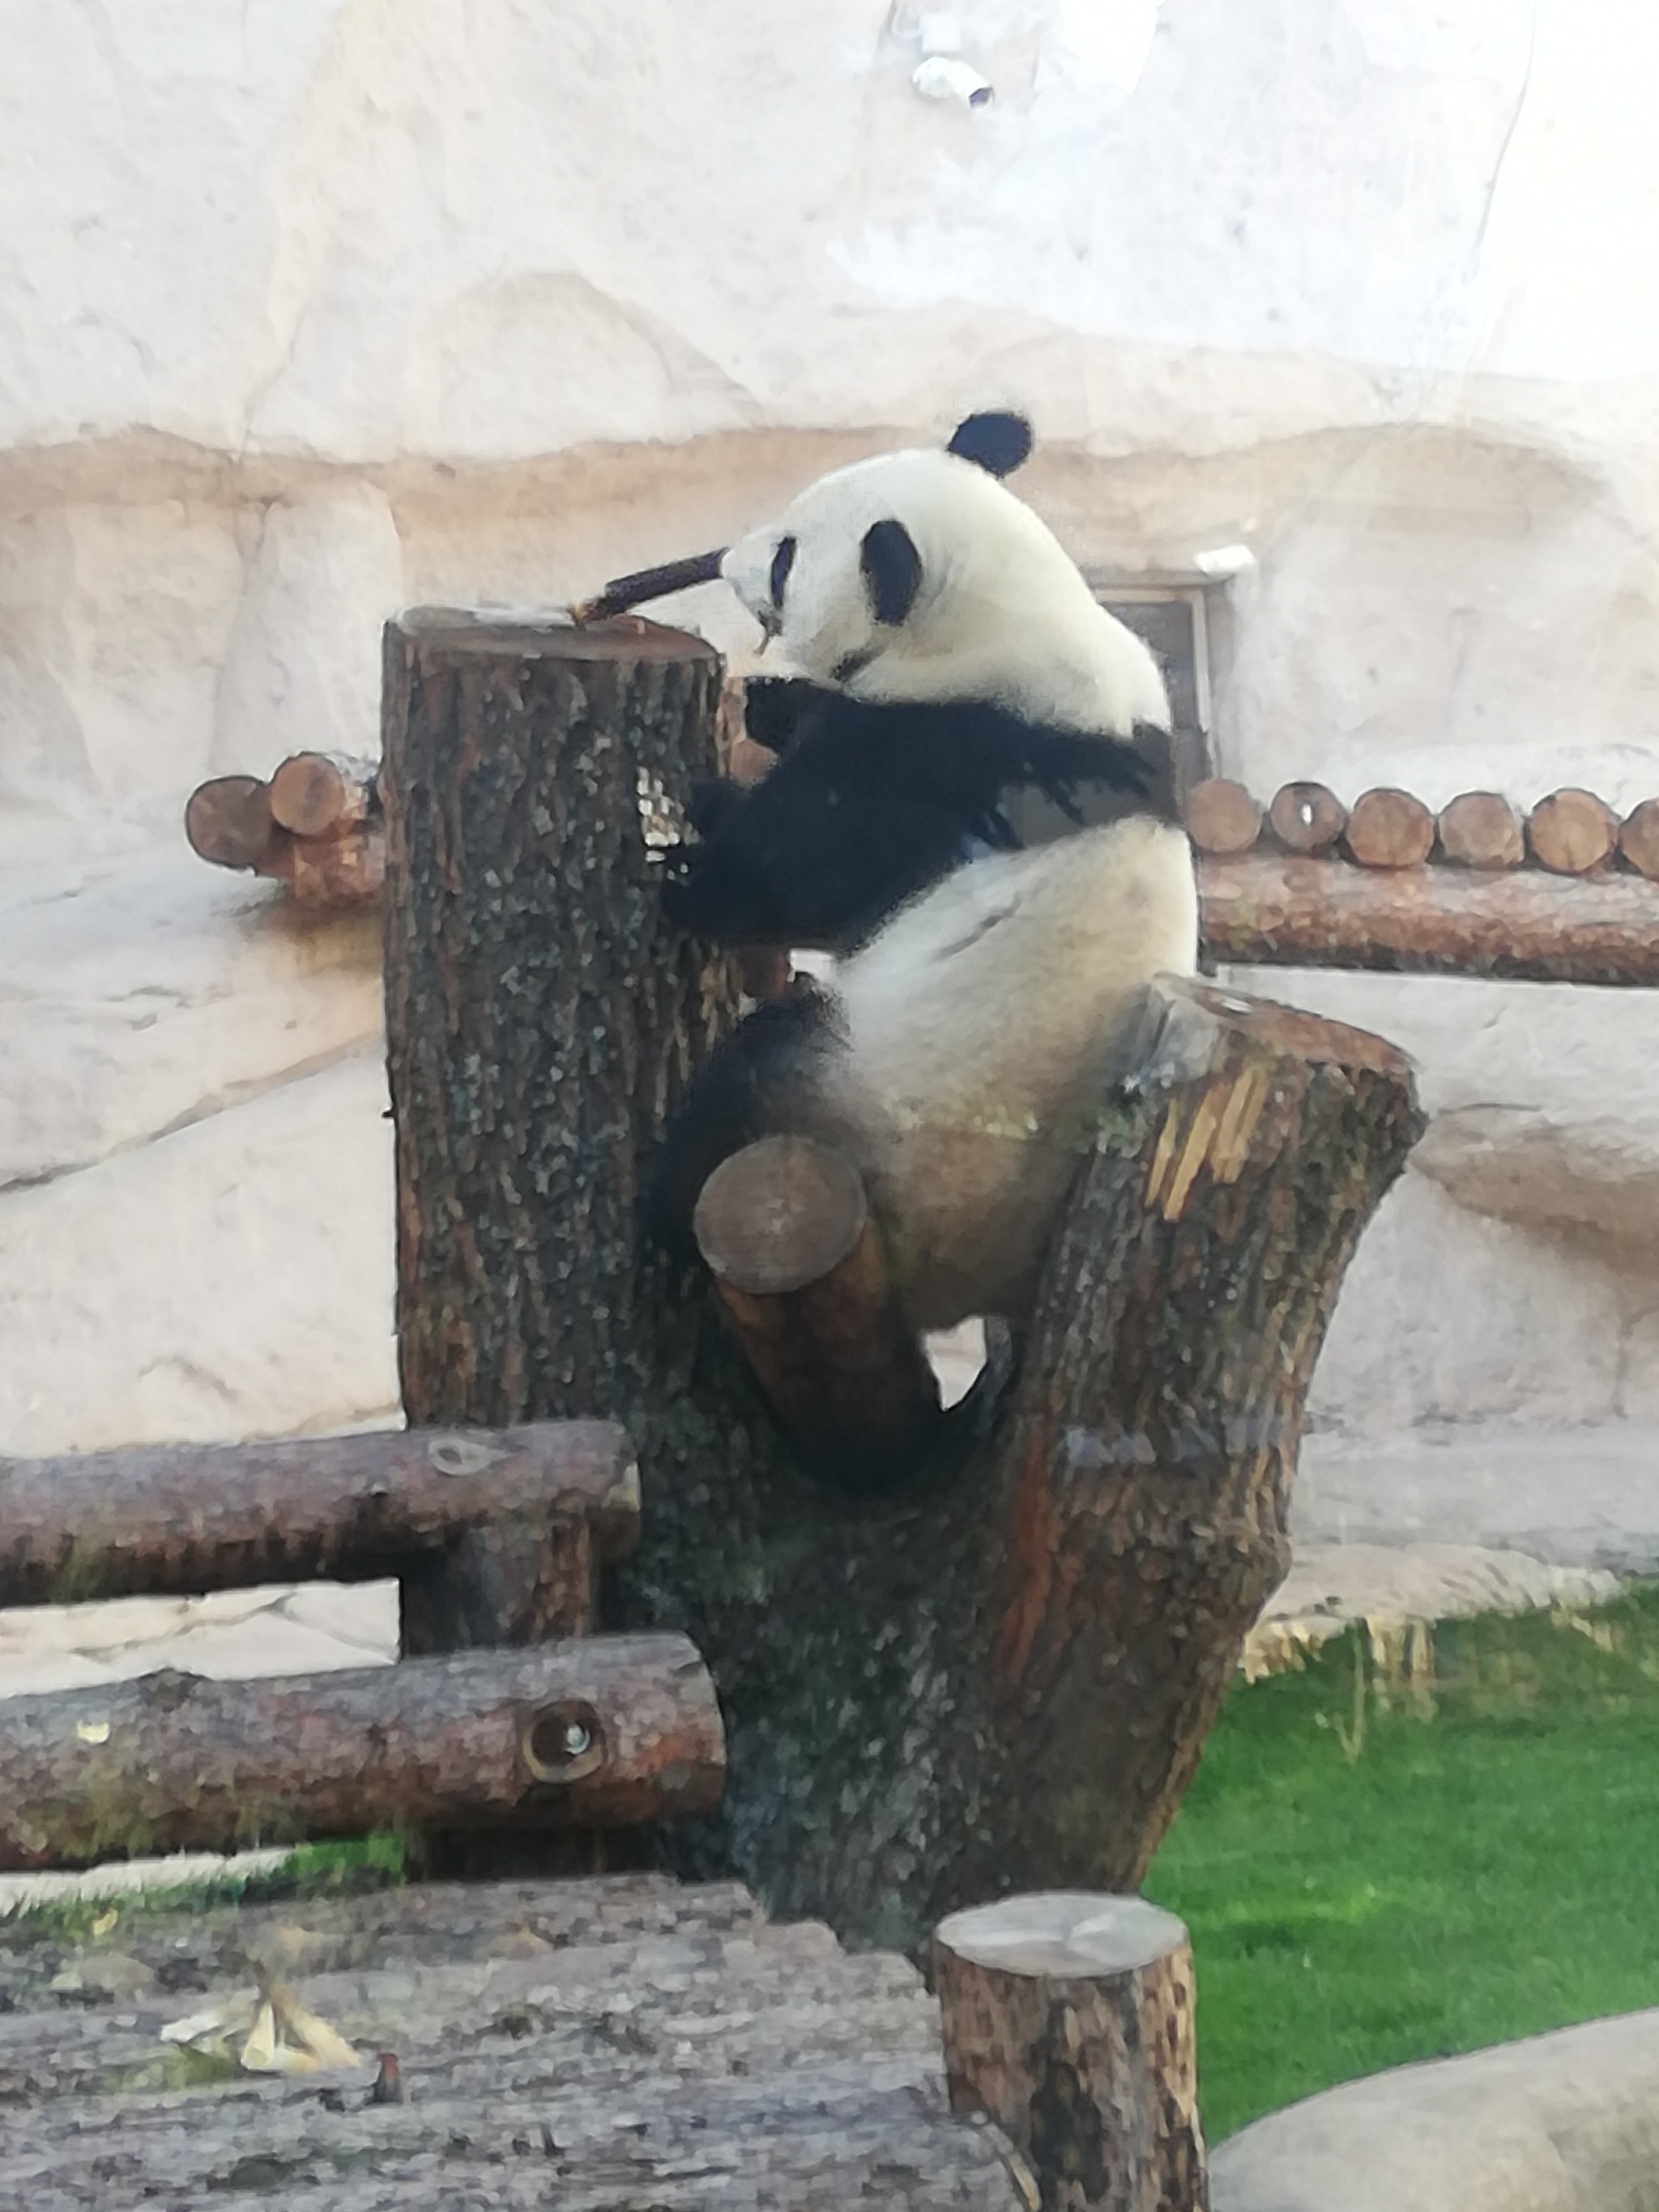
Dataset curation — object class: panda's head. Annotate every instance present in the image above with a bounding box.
[720,412,1169,739]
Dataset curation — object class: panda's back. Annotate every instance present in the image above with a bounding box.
[831,817,1198,1328]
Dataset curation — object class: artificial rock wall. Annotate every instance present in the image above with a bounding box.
[2,0,1657,1467]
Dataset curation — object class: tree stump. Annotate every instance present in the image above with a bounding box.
[383,617,1422,1953]
[935,1893,1205,2212]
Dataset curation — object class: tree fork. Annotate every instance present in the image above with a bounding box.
[384,617,1422,1952]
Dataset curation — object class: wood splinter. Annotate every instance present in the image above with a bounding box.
[935,1892,1207,2212]
[693,1135,943,1491]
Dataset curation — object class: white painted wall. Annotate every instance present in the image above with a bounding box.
[2,0,1656,1464]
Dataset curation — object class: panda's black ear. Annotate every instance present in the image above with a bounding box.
[946,411,1034,478]
[860,519,923,627]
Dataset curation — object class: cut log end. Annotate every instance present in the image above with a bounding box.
[1268,779,1347,856]
[1529,786,1619,875]
[1183,777,1263,857]
[1437,789,1525,870]
[1343,787,1435,869]
[935,1892,1207,2212]
[696,1135,868,1296]
[693,1137,943,1492]
[1620,798,1659,882]
[267,750,377,838]
[184,775,277,870]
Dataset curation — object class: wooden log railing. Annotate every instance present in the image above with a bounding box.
[0,1636,723,1871]
[0,1420,638,1650]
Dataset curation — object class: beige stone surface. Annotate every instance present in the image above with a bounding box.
[1212,2008,1659,2212]
[0,1049,399,1455]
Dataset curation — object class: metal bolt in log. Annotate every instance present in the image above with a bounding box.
[1436,789,1525,870]
[1182,777,1262,857]
[935,1893,1205,2212]
[1342,787,1435,869]
[1619,798,1659,882]
[0,1420,638,1648]
[183,775,279,870]
[1200,851,1659,986]
[693,1135,943,1490]
[1528,787,1618,875]
[267,750,378,838]
[1268,780,1347,856]
[0,1635,723,1871]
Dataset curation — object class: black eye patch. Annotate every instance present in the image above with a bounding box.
[769,535,796,609]
[859,519,923,627]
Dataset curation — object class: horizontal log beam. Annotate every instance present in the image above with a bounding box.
[0,1420,638,1616]
[1199,851,1659,986]
[0,1634,723,1869]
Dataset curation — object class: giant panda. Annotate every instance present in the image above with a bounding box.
[646,411,1200,1334]
[660,412,1173,954]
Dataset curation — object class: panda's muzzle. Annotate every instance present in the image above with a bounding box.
[571,547,727,626]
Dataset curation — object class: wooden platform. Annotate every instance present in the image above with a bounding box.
[0,1874,1030,2208]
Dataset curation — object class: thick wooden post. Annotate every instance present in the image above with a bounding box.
[935,1893,1206,2212]
[384,617,1422,1953]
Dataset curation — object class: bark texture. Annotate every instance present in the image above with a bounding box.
[0,1420,635,1646]
[0,1874,1028,2210]
[1201,850,1659,986]
[0,1637,722,1870]
[936,1893,1205,2212]
[386,622,1421,1954]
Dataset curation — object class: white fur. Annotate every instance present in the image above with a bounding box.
[721,445,1169,737]
[712,429,1196,1329]
[828,817,1198,1328]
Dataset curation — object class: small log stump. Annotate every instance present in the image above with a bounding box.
[1268,780,1347,856]
[1436,790,1525,870]
[1342,788,1435,869]
[1183,777,1262,857]
[694,1135,943,1489]
[0,1637,723,1871]
[935,1893,1205,2212]
[1528,787,1618,875]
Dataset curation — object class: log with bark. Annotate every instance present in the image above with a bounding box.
[0,1874,1032,2210]
[0,1420,637,1648]
[383,616,1422,1954]
[0,1638,723,1871]
[936,1892,1205,2212]
[1200,849,1659,986]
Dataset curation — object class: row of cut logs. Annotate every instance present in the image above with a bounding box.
[185,750,383,903]
[1187,775,1659,879]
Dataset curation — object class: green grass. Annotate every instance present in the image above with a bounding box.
[1145,1582,1659,2142]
